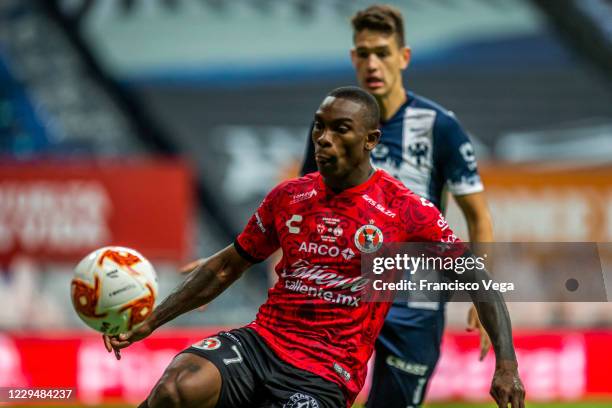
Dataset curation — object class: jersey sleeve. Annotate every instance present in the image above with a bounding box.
[300,123,317,176]
[404,195,460,244]
[435,113,484,196]
[234,185,282,263]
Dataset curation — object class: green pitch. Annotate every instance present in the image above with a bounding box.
[27,404,612,407]
[423,404,612,408]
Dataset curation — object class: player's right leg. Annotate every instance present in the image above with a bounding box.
[145,353,222,408]
[144,331,259,408]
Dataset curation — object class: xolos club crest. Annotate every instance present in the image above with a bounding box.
[193,336,221,351]
[354,224,383,253]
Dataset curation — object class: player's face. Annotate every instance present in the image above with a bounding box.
[312,97,379,179]
[351,29,410,98]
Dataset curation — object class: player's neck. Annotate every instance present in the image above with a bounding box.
[323,163,375,193]
[378,86,407,121]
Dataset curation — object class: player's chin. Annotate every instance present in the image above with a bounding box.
[365,85,386,95]
[316,162,338,177]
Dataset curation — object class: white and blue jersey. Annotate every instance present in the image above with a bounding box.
[302,91,483,315]
[368,92,483,212]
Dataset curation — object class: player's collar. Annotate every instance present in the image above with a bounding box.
[381,91,413,125]
[316,169,381,196]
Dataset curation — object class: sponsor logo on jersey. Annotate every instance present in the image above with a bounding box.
[286,214,303,234]
[254,211,266,233]
[333,362,352,382]
[298,242,356,260]
[220,331,241,344]
[283,393,319,408]
[193,336,221,351]
[459,141,477,171]
[341,247,355,260]
[354,224,383,253]
[386,355,428,376]
[437,213,450,231]
[361,194,396,218]
[281,259,369,293]
[299,242,340,257]
[289,189,317,205]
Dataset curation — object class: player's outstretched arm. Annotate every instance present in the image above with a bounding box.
[179,257,208,275]
[415,196,523,407]
[455,192,494,360]
[454,258,525,408]
[103,244,252,357]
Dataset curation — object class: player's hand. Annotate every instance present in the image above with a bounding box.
[490,361,525,408]
[102,320,153,360]
[467,304,492,361]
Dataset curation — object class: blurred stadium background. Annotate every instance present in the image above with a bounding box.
[1,0,612,406]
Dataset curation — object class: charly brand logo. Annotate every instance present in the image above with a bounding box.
[193,336,221,351]
[286,214,303,234]
[283,393,320,408]
[354,224,383,253]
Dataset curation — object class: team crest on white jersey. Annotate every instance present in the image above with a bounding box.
[193,336,221,351]
[354,224,383,253]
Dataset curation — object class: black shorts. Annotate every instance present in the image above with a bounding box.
[182,327,346,408]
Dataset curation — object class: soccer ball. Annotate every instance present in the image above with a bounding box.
[71,246,158,335]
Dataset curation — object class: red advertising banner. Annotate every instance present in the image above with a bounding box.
[1,329,610,404]
[0,160,193,263]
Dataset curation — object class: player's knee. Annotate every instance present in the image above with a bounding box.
[174,364,221,408]
[148,377,181,408]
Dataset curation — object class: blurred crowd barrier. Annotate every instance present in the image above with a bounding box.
[447,163,612,242]
[1,329,610,404]
[0,160,193,263]
[445,163,612,328]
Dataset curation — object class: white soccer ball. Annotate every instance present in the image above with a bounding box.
[71,246,158,335]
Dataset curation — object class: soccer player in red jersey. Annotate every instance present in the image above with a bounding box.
[104,87,524,408]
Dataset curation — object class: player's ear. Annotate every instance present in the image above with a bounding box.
[365,129,381,151]
[400,46,411,70]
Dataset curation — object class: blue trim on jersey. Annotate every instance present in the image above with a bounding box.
[372,92,483,314]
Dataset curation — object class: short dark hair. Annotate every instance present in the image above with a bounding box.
[327,86,380,130]
[351,4,405,47]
